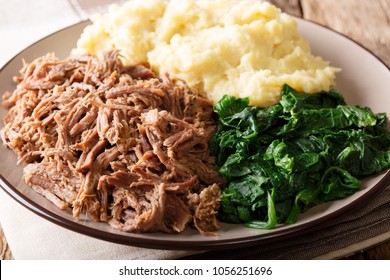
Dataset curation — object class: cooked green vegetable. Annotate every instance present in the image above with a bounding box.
[211,84,390,229]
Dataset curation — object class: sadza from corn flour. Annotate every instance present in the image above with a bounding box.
[74,0,339,107]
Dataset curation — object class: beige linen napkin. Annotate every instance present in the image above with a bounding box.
[0,0,199,260]
[1,0,390,260]
[0,189,197,259]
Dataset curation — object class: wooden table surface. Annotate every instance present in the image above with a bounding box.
[1,0,390,260]
[271,0,390,259]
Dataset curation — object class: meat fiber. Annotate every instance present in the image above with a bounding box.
[1,50,224,235]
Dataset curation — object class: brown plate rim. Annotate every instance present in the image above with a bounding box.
[0,18,389,251]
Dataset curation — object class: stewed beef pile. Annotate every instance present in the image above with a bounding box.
[0,50,224,235]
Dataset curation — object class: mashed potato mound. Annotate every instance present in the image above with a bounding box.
[75,0,339,107]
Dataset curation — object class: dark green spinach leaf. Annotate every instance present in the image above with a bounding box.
[211,84,390,229]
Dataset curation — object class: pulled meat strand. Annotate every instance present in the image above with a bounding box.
[1,50,224,235]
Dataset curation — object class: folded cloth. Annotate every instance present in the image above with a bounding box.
[0,189,199,259]
[0,0,201,260]
[181,185,390,259]
[1,0,390,260]
[2,180,390,260]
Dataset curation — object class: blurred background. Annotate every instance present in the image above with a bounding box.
[1,0,389,67]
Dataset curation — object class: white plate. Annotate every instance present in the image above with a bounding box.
[0,18,389,250]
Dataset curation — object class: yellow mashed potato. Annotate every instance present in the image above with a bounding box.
[74,0,339,107]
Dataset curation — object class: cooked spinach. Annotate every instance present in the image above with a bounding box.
[211,84,390,229]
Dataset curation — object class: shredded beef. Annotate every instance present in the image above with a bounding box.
[1,50,224,235]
